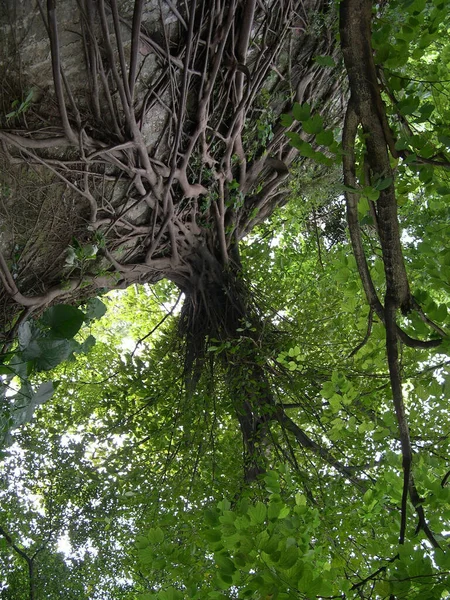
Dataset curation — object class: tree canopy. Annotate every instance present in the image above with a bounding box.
[0,0,450,598]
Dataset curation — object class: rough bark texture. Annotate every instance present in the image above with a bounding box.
[0,0,341,318]
[0,0,345,480]
[340,0,442,547]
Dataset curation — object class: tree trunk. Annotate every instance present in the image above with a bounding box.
[0,0,345,479]
[0,0,341,330]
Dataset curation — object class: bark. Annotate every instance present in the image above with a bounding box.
[0,0,346,481]
[340,0,441,547]
[0,0,340,322]
[340,0,411,313]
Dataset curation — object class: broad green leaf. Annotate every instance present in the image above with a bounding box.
[313,55,336,67]
[147,527,164,544]
[214,552,236,575]
[248,502,266,525]
[17,321,33,349]
[268,499,282,521]
[157,588,183,600]
[79,334,96,353]
[85,298,107,321]
[373,176,393,190]
[22,338,72,371]
[302,114,323,134]
[41,304,85,339]
[278,547,298,569]
[292,102,311,122]
[316,129,334,147]
[280,113,293,127]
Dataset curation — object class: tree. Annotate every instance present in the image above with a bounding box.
[0,0,340,482]
[0,0,450,598]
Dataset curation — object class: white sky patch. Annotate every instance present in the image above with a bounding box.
[121,337,136,353]
[416,355,450,385]
[57,532,99,562]
[3,377,19,398]
[401,229,416,245]
[269,233,282,248]
[27,492,46,516]
[57,531,72,557]
[84,433,128,463]
[60,433,83,446]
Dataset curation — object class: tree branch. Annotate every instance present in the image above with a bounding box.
[0,524,36,600]
[47,0,77,144]
[275,407,366,489]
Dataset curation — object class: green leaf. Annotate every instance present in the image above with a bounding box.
[313,151,334,166]
[340,184,360,193]
[302,114,323,135]
[85,298,107,321]
[136,535,149,550]
[204,509,220,527]
[373,176,393,190]
[264,471,281,494]
[17,321,33,349]
[41,304,85,339]
[0,364,14,375]
[204,529,222,543]
[298,142,316,158]
[22,338,72,371]
[315,129,334,147]
[280,113,294,127]
[398,97,420,116]
[214,552,236,575]
[434,549,450,570]
[286,133,316,158]
[157,588,183,600]
[438,134,450,148]
[286,132,304,150]
[292,103,311,122]
[278,547,298,569]
[362,186,380,201]
[79,335,96,354]
[278,506,290,519]
[313,55,336,67]
[147,527,164,544]
[10,381,56,429]
[215,572,233,590]
[395,137,410,151]
[32,381,56,407]
[248,502,266,525]
[418,102,434,120]
[268,499,282,521]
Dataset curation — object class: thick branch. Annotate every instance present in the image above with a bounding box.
[0,525,36,600]
[340,0,411,312]
[341,0,441,546]
[275,407,366,489]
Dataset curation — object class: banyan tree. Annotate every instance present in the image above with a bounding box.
[0,0,446,523]
[0,0,343,481]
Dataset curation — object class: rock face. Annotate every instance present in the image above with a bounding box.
[0,0,341,338]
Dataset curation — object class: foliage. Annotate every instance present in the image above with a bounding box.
[0,299,106,448]
[4,90,34,123]
[0,0,449,598]
[135,467,450,600]
[1,182,449,598]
